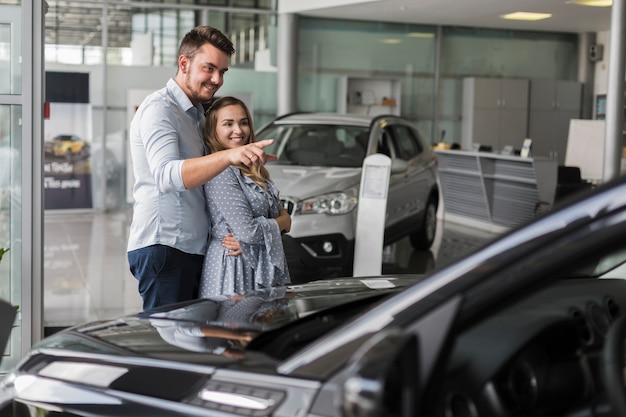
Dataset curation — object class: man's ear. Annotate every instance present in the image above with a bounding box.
[178,55,188,73]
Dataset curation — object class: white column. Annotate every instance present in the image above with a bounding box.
[603,0,626,181]
[277,13,298,115]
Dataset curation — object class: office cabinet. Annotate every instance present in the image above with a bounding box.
[337,76,401,116]
[528,79,582,164]
[461,77,529,152]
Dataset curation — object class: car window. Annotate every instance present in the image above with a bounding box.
[391,125,423,160]
[260,123,368,167]
[255,125,280,154]
[592,247,626,278]
[377,130,395,158]
[280,127,337,166]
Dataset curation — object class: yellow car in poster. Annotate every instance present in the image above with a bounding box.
[44,134,89,158]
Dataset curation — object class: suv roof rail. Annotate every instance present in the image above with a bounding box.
[275,111,311,121]
[256,111,312,132]
[369,114,401,129]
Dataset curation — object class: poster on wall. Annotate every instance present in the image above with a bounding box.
[44,72,93,210]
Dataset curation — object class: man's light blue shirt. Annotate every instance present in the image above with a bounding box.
[127,78,210,255]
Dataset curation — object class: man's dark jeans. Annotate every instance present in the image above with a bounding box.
[128,244,203,310]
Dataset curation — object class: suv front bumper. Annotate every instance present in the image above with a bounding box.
[282,234,355,282]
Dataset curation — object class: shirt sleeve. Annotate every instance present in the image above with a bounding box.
[136,98,185,193]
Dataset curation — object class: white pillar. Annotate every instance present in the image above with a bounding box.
[602,0,626,181]
[277,13,298,115]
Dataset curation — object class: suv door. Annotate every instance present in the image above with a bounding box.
[390,124,431,218]
[381,123,433,243]
[374,126,405,236]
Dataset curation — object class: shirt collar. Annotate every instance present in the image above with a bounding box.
[167,78,202,115]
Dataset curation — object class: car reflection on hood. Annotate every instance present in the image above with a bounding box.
[35,276,421,367]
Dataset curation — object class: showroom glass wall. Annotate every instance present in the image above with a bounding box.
[297,18,578,144]
[42,3,578,213]
[43,0,274,212]
[1,0,45,372]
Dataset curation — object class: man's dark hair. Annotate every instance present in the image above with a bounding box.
[178,25,236,60]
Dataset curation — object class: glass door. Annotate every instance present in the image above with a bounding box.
[0,1,44,372]
[0,5,22,373]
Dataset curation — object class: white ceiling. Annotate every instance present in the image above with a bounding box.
[283,0,614,34]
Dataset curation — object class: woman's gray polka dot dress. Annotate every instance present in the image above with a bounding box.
[199,166,290,298]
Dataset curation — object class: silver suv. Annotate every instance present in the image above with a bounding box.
[257,113,439,280]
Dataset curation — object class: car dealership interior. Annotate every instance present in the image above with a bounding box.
[0,0,624,374]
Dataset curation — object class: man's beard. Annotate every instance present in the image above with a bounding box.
[185,72,216,104]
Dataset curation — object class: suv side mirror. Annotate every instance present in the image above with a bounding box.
[342,329,419,417]
[390,159,408,175]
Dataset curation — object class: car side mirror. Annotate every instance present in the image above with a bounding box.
[342,329,419,417]
[390,159,408,175]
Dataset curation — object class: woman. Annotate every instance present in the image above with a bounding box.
[200,96,291,298]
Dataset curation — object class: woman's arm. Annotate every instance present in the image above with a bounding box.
[275,209,291,234]
[205,169,279,245]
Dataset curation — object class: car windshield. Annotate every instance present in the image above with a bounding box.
[54,135,77,141]
[257,123,369,167]
[579,246,626,278]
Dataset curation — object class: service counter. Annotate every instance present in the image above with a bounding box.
[434,150,558,232]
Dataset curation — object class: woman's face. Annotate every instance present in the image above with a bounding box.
[215,104,250,149]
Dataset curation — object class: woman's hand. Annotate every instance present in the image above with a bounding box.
[222,232,242,256]
[276,209,291,234]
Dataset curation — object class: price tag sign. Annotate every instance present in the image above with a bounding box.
[353,154,391,276]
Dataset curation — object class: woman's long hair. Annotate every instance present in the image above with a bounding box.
[205,96,270,188]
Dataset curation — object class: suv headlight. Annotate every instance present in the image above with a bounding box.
[300,191,357,215]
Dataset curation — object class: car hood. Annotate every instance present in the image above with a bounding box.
[33,276,421,372]
[267,164,361,199]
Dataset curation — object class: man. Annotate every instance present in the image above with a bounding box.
[127,26,274,310]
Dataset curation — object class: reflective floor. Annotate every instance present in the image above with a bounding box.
[43,209,501,330]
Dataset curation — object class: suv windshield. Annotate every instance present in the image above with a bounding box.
[257,124,369,167]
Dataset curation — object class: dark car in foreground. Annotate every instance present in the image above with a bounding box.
[256,112,439,278]
[4,176,626,417]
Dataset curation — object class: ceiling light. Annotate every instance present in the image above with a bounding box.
[381,39,402,44]
[500,12,552,21]
[407,32,435,38]
[567,0,612,6]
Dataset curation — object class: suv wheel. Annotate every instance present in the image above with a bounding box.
[409,196,437,250]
